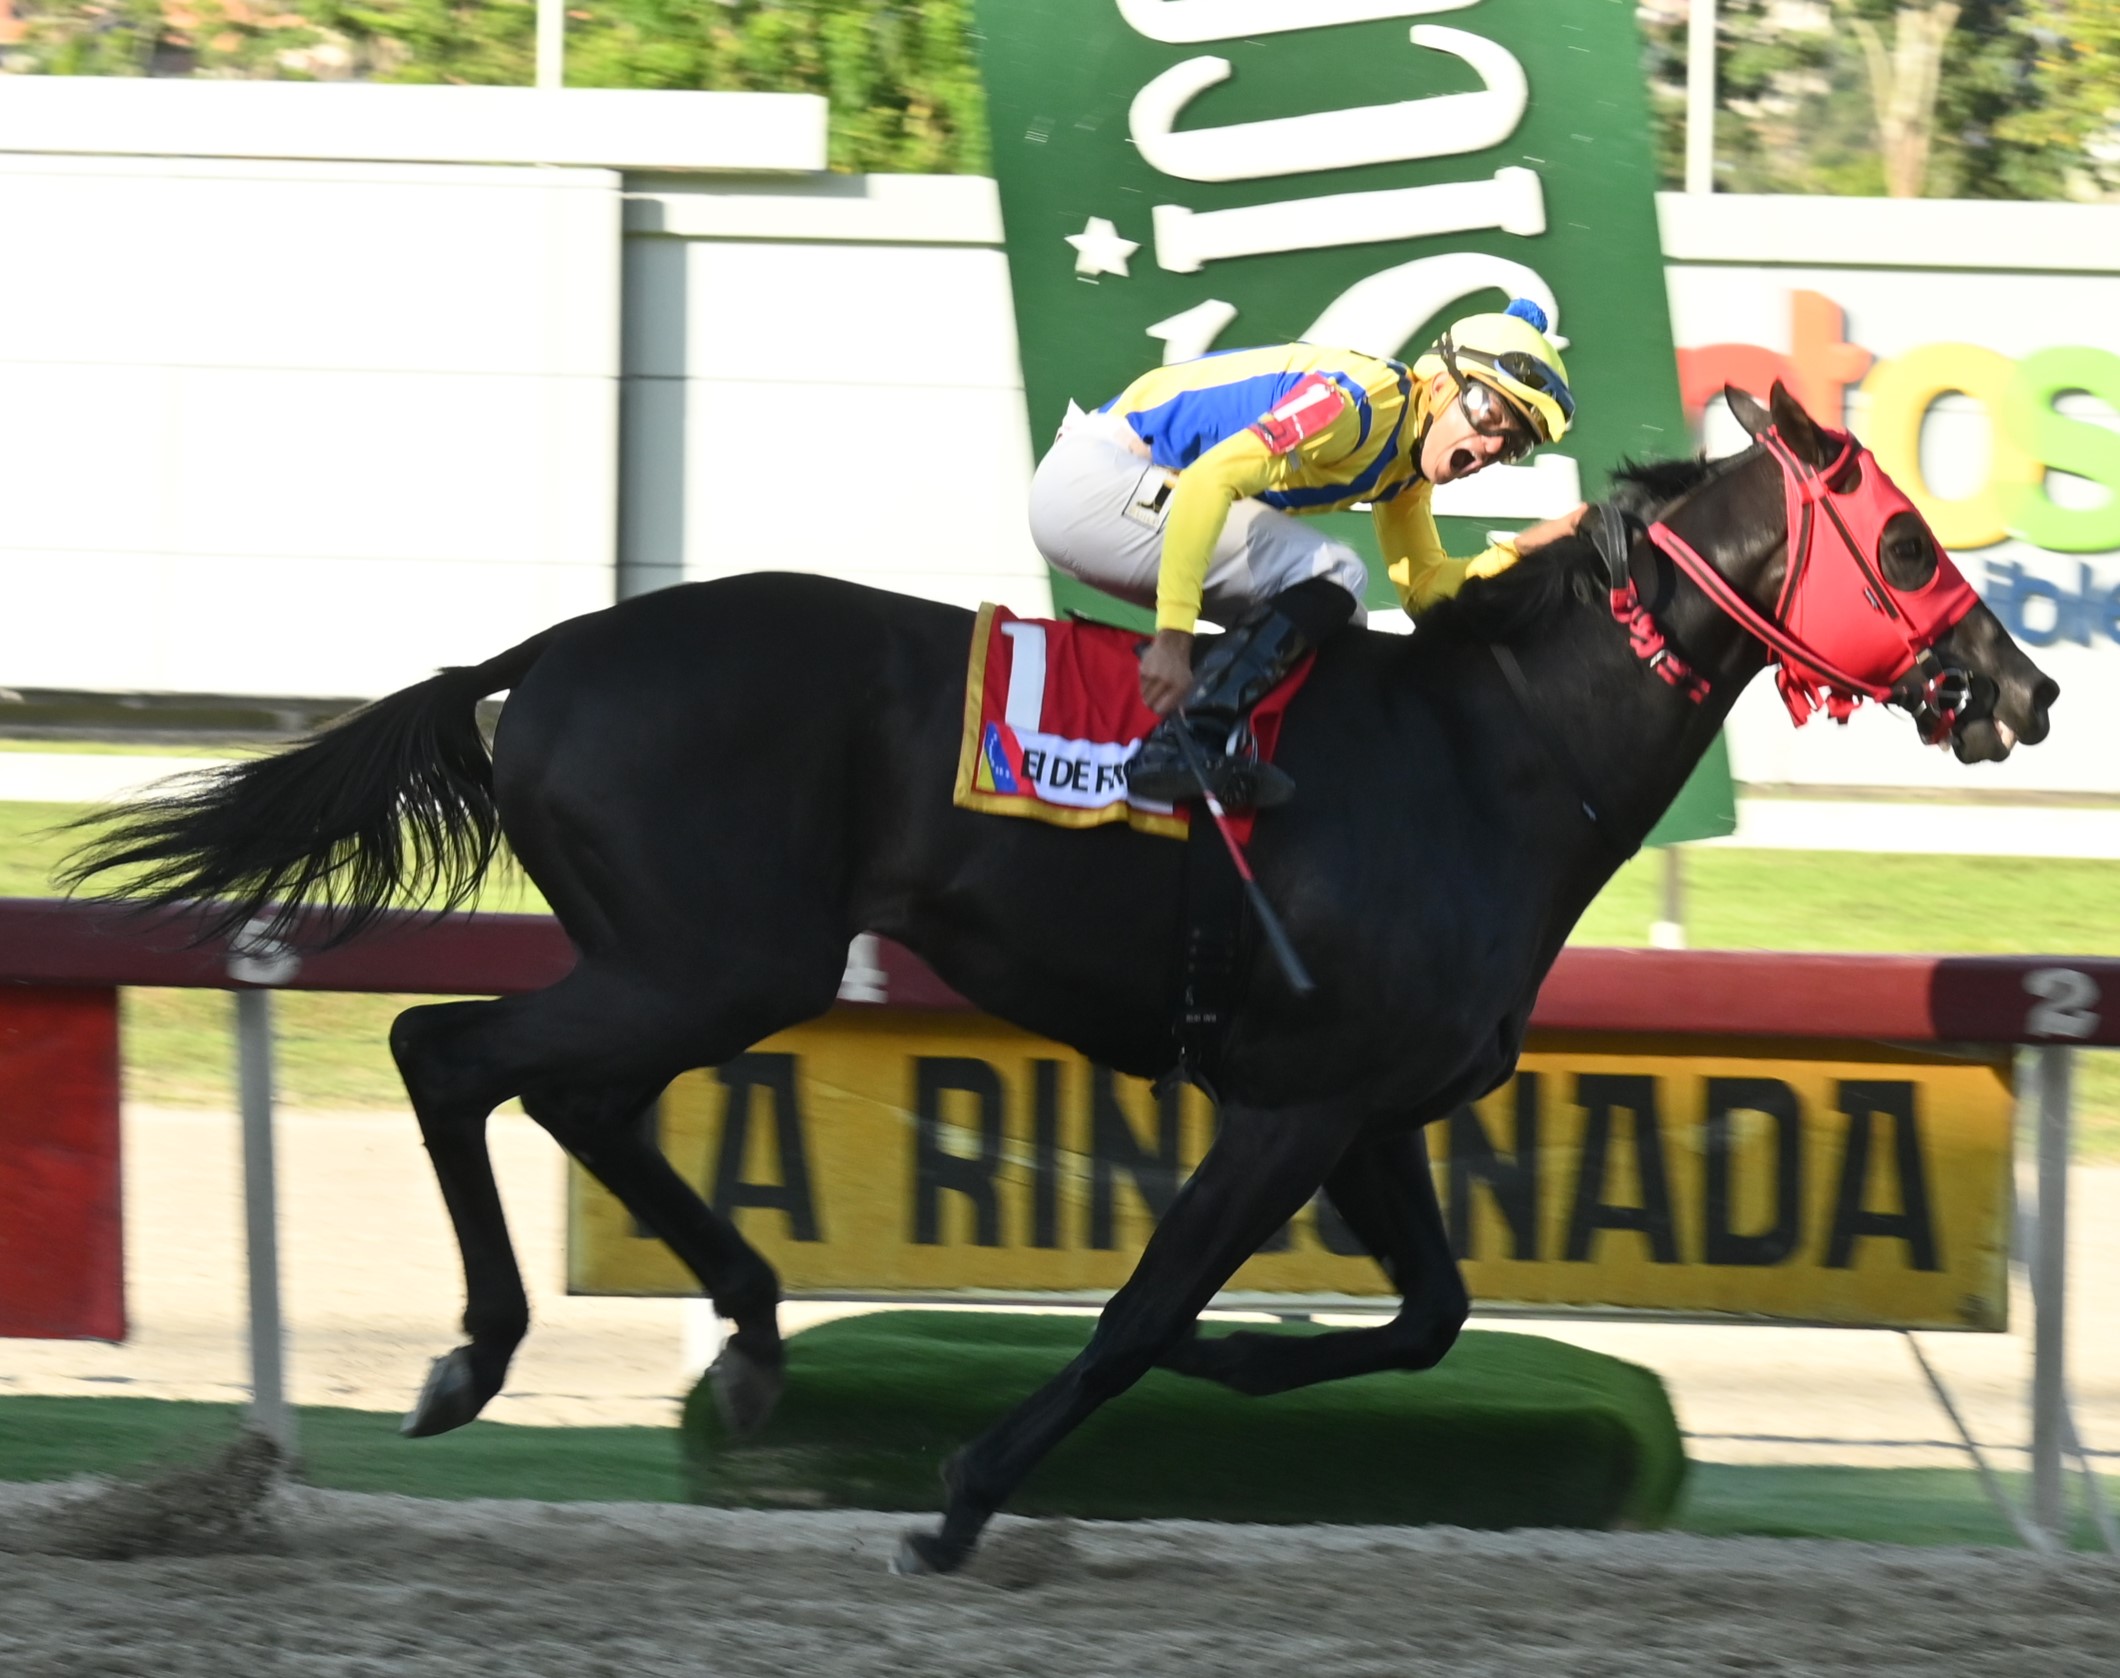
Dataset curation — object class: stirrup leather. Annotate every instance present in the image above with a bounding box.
[1127,605,1314,810]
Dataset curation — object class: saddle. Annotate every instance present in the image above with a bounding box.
[952,603,1305,843]
[954,602,1307,1093]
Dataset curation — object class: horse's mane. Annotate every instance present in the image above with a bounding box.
[1410,451,1726,648]
[1603,453,1727,519]
[1409,531,1603,647]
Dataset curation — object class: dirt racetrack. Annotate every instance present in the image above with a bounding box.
[2,1479,2117,1678]
[7,1109,2120,1676]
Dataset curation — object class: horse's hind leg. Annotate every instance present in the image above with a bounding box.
[390,994,537,1437]
[897,1101,1361,1575]
[391,961,830,1437]
[515,1077,785,1434]
[1159,1124,1468,1396]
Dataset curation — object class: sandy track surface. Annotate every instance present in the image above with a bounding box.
[2,1482,2117,1678]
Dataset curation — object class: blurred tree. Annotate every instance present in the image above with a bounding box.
[1641,1,1880,193]
[12,0,170,73]
[1639,0,2112,201]
[1852,1,1961,197]
[1992,0,2120,199]
[296,0,532,83]
[564,0,986,173]
[9,0,2107,193]
[3,0,986,172]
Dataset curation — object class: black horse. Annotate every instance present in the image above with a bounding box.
[68,385,2056,1571]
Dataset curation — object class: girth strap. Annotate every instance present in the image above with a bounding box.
[1156,804,1255,1101]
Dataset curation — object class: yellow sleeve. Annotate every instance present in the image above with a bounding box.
[1153,387,1369,633]
[1155,428,1278,633]
[1376,487,1522,618]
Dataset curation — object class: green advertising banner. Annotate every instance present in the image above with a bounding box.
[973,0,1734,843]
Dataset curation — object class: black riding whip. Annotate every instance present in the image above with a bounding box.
[1167,720,1316,998]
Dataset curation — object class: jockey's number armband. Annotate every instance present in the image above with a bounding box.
[1249,374,1349,456]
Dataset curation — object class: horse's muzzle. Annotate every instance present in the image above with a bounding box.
[1931,607,2057,763]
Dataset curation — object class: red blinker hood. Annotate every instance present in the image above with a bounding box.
[1760,427,1981,725]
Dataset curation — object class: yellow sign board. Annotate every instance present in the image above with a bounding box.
[568,1014,2013,1331]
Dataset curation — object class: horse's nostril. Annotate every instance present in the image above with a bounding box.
[2013,676,2060,746]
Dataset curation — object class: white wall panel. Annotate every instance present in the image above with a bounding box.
[0,155,622,698]
[1658,190,2120,274]
[1,552,603,695]
[156,369,615,567]
[674,243,1026,388]
[620,206,1050,619]
[0,363,612,566]
[0,363,175,555]
[678,381,1046,606]
[0,158,620,375]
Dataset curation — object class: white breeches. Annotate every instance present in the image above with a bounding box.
[1027,408,1370,628]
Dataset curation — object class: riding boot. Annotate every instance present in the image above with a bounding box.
[1127,605,1322,811]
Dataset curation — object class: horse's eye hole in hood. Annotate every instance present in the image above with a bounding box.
[1878,511,1938,592]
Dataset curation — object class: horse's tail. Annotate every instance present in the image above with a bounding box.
[59,630,557,947]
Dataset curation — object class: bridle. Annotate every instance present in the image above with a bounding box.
[1603,425,1983,746]
[1488,422,1985,850]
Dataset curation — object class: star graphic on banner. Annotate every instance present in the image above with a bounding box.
[1065,216,1140,279]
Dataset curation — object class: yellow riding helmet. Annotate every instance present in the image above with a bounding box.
[1412,299,1575,446]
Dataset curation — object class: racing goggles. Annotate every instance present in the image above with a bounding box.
[1440,334,1575,450]
[1453,378,1539,464]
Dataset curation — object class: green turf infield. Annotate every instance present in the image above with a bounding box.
[0,1393,690,1505]
[680,1314,1688,1531]
[2,1392,2113,1551]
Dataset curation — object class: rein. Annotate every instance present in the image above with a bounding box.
[1491,425,1986,843]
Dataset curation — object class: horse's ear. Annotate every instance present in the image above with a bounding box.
[1724,384,1772,439]
[1767,379,1833,467]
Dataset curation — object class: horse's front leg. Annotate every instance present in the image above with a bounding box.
[1159,1123,1468,1395]
[895,1100,1362,1575]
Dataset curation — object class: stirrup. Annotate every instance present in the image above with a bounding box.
[1213,754,1295,811]
[1129,725,1294,811]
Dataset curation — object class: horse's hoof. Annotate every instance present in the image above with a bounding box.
[400,1347,491,1437]
[708,1342,786,1437]
[890,1529,963,1577]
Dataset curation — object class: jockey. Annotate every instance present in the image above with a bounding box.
[1028,298,1583,810]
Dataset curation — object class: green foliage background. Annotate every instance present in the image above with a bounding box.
[1,0,988,173]
[1637,0,2120,200]
[8,1,2117,194]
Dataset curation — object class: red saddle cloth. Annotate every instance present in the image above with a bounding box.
[952,604,1311,841]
